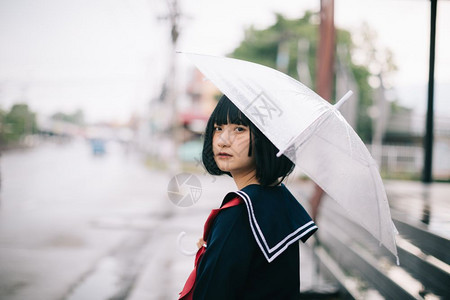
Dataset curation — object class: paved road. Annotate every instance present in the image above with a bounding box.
[0,138,179,300]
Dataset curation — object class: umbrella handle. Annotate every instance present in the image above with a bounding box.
[334,90,353,110]
[177,231,198,256]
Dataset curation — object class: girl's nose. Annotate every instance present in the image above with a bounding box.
[218,130,231,147]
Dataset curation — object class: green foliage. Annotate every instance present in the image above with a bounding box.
[229,12,393,143]
[233,12,318,81]
[0,104,37,146]
[0,108,6,146]
[352,65,373,141]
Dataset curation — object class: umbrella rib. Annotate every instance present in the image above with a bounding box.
[340,111,354,160]
[276,110,332,158]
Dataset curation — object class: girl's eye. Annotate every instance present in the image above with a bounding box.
[235,126,246,132]
[214,126,222,131]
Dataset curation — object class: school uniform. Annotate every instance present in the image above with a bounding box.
[180,184,317,300]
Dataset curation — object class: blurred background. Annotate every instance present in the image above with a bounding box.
[0,0,449,299]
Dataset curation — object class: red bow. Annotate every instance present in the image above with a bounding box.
[179,197,242,300]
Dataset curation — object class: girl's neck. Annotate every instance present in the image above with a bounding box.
[232,170,259,190]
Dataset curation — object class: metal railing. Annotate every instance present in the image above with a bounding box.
[314,197,450,299]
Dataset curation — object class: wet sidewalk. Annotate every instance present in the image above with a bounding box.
[384,180,450,239]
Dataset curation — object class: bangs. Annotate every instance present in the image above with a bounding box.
[210,95,251,126]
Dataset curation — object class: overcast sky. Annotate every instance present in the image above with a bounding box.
[0,0,449,123]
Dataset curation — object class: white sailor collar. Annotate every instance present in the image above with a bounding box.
[221,184,318,263]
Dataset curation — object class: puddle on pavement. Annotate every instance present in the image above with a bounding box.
[64,231,151,300]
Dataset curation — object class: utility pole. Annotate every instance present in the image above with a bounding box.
[316,0,335,102]
[159,0,182,173]
[422,0,437,183]
[310,0,335,221]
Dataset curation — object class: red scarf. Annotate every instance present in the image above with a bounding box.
[179,197,242,300]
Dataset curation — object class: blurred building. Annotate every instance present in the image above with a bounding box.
[372,107,450,181]
[182,69,218,132]
[139,68,219,163]
[177,68,220,162]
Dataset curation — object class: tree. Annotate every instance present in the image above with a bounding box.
[0,107,7,147]
[230,12,393,143]
[0,104,37,146]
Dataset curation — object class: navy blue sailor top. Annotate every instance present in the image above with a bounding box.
[193,184,318,300]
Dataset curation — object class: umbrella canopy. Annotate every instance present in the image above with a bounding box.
[182,53,398,260]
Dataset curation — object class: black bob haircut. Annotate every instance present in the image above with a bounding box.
[202,94,295,187]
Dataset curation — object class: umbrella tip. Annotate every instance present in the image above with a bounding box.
[334,90,353,110]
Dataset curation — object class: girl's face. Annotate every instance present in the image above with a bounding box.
[212,123,256,176]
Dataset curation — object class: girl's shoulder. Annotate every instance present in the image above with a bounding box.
[221,184,317,263]
[238,184,295,206]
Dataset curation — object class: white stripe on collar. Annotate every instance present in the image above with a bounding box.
[235,190,317,263]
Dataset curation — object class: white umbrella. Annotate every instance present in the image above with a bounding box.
[182,52,398,262]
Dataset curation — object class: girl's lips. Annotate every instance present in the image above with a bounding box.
[217,152,232,157]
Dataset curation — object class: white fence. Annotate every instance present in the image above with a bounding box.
[367,144,450,180]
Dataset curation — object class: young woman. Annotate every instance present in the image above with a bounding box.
[179,95,318,300]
